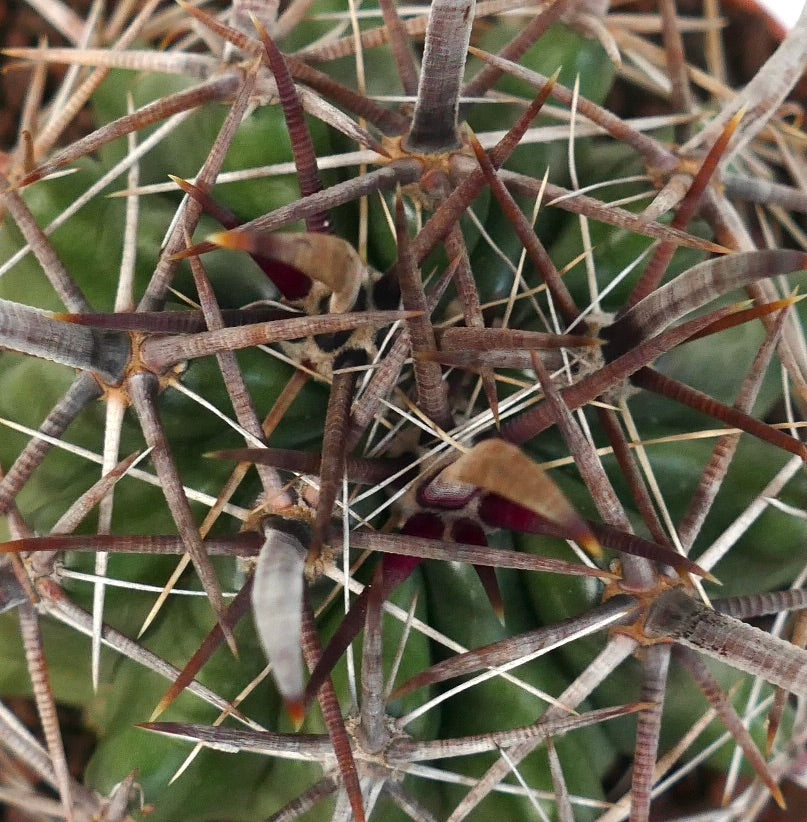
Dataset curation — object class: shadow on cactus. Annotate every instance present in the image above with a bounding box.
[2,0,807,820]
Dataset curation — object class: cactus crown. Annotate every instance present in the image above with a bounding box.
[2,1,807,820]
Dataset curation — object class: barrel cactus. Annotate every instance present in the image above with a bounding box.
[2,1,807,819]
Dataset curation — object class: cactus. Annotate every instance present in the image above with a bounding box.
[2,1,807,819]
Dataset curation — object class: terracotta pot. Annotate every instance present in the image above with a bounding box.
[725,0,790,40]
[610,0,806,117]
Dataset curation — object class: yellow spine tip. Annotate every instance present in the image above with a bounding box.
[207,230,248,251]
[580,534,604,561]
[148,699,170,723]
[287,699,306,731]
[771,786,786,810]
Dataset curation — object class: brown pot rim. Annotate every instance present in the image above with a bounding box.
[722,0,789,41]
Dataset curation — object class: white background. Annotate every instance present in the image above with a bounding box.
[757,0,804,28]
